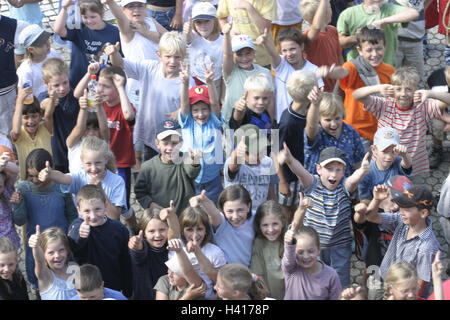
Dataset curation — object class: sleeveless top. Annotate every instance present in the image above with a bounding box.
[39,270,78,300]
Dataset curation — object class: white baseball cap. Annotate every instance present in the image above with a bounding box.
[192,2,217,20]
[121,0,146,7]
[373,126,400,151]
[231,34,255,52]
[18,24,52,49]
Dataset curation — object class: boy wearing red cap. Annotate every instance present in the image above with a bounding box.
[178,62,223,204]
[355,179,441,299]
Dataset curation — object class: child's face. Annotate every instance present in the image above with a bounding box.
[356,41,386,68]
[28,40,51,59]
[122,2,146,23]
[144,218,168,248]
[389,278,419,300]
[223,200,250,228]
[280,40,304,67]
[399,206,427,227]
[191,102,211,125]
[246,90,271,115]
[47,74,70,99]
[44,239,69,271]
[81,9,104,30]
[194,19,215,39]
[84,124,100,138]
[260,213,283,242]
[316,162,346,190]
[78,199,107,227]
[295,234,320,270]
[158,50,183,74]
[98,76,119,104]
[183,223,206,246]
[393,84,416,109]
[214,275,234,300]
[168,269,188,288]
[0,252,17,281]
[77,286,104,300]
[371,144,396,170]
[233,48,255,70]
[245,149,265,167]
[81,150,106,178]
[155,135,182,163]
[27,168,44,187]
[319,113,343,138]
[22,112,41,135]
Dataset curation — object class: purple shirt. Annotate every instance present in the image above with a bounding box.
[282,243,342,300]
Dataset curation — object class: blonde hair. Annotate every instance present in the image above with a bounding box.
[319,92,346,119]
[80,135,117,173]
[38,227,72,263]
[158,31,187,58]
[286,70,316,102]
[218,263,269,300]
[384,261,419,300]
[391,66,420,87]
[299,0,320,23]
[42,58,69,83]
[243,73,274,93]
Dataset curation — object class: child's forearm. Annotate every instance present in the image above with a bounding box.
[11,101,24,140]
[308,0,329,42]
[53,7,68,38]
[428,91,450,108]
[292,206,306,229]
[194,249,218,283]
[380,7,419,25]
[96,104,110,142]
[228,149,242,174]
[206,79,220,117]
[43,97,56,133]
[180,81,190,116]
[117,86,135,121]
[285,158,313,190]
[339,33,358,49]
[49,170,72,185]
[222,31,234,79]
[432,275,444,300]
[400,154,412,170]
[74,72,92,99]
[305,103,320,140]
[365,198,383,224]
[353,85,382,105]
[345,167,367,193]
[261,34,281,68]
[66,109,88,148]
[167,213,180,240]
[110,51,124,69]
[245,4,271,34]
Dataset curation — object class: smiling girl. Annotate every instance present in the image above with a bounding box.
[0,237,28,300]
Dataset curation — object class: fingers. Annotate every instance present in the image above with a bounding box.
[36,225,40,236]
[83,215,90,225]
[290,221,297,231]
[434,250,441,263]
[138,230,144,240]
[200,189,206,199]
[46,161,51,170]
[242,90,248,100]
[363,152,370,163]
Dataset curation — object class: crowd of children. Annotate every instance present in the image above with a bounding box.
[0,0,450,301]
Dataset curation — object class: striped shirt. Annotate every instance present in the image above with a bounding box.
[379,213,441,282]
[364,96,442,175]
[303,175,353,249]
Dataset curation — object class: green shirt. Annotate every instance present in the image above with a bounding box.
[337,3,406,67]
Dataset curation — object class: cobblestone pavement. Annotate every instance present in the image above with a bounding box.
[2,1,449,299]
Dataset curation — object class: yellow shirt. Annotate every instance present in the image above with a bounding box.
[14,122,53,180]
[217,0,277,67]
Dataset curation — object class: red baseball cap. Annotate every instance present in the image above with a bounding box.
[189,85,210,105]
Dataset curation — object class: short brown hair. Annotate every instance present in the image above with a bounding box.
[179,206,212,247]
[77,184,106,206]
[79,0,104,16]
[42,58,69,83]
[356,27,386,47]
[75,264,103,292]
[99,65,127,86]
[276,28,305,48]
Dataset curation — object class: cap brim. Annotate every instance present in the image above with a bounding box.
[189,96,210,105]
[375,141,397,151]
[319,158,346,167]
[156,130,181,141]
[232,44,256,52]
[31,31,52,47]
[192,14,216,20]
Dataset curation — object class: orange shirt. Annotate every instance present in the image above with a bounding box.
[339,61,395,141]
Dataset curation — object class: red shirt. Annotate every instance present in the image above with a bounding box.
[103,102,136,168]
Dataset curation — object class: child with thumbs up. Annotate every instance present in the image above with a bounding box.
[128,201,179,300]
[67,184,133,298]
[28,226,78,300]
[353,65,450,175]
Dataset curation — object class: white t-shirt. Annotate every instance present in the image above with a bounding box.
[272,0,302,25]
[68,139,82,174]
[123,59,195,150]
[121,17,160,109]
[273,57,324,122]
[16,49,62,102]
[188,32,223,82]
[168,242,227,299]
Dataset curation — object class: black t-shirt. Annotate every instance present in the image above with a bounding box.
[0,271,29,300]
[427,67,450,91]
[147,0,175,7]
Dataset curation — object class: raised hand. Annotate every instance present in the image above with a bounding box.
[235,136,247,163]
[234,91,248,113]
[164,109,180,121]
[183,17,192,36]
[340,286,363,300]
[186,239,200,254]
[413,89,430,109]
[284,221,297,244]
[128,230,144,251]
[189,148,203,165]
[167,238,183,252]
[307,85,323,106]
[380,84,395,98]
[159,200,175,221]
[130,21,147,34]
[354,202,368,216]
[87,62,100,75]
[393,145,407,158]
[79,215,91,238]
[17,83,33,104]
[104,42,120,56]
[183,282,206,299]
[10,191,22,204]
[180,61,190,85]
[277,142,293,166]
[298,192,312,210]
[79,89,89,110]
[62,0,76,9]
[373,184,389,201]
[360,152,371,174]
[204,62,215,84]
[432,251,444,279]
[28,225,41,248]
[255,27,268,46]
[112,73,126,89]
[0,152,11,171]
[38,161,52,182]
[189,190,207,208]
[221,22,232,35]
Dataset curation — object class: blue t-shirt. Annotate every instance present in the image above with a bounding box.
[70,287,127,300]
[179,111,224,184]
[51,89,79,170]
[61,169,128,214]
[304,122,365,177]
[358,157,412,201]
[63,22,121,88]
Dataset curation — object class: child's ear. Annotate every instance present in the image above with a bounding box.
[316,164,322,174]
[419,208,430,219]
[155,139,160,150]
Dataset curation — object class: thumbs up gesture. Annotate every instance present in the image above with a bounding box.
[167,238,183,252]
[104,41,120,56]
[186,239,200,254]
[183,17,192,37]
[38,161,52,183]
[128,230,144,251]
[234,91,248,113]
[79,215,91,238]
[28,225,41,248]
[159,200,175,221]
[189,190,207,208]
[284,221,297,245]
[432,251,444,279]
[255,27,269,46]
